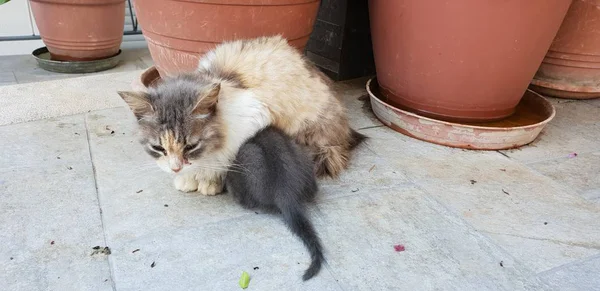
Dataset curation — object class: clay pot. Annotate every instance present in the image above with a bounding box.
[30,0,125,61]
[134,0,321,77]
[368,0,572,122]
[531,0,600,99]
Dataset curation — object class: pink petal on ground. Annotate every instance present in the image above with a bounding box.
[567,152,578,158]
[394,244,405,252]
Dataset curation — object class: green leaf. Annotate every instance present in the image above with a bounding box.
[0,0,12,5]
[239,271,250,289]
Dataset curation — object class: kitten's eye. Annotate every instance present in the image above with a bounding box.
[151,145,165,153]
[184,143,199,152]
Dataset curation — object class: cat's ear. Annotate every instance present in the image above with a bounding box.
[118,91,154,120]
[192,82,221,117]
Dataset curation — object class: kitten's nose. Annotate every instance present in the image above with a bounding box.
[171,166,181,173]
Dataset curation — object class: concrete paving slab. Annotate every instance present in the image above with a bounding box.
[1,68,599,290]
[334,78,382,130]
[108,213,342,291]
[316,186,548,291]
[486,233,599,274]
[318,140,411,200]
[0,115,111,291]
[85,107,252,243]
[537,254,600,291]
[359,126,600,273]
[0,70,141,126]
[0,71,17,86]
[582,98,600,108]
[0,47,151,87]
[529,151,600,202]
[500,100,600,164]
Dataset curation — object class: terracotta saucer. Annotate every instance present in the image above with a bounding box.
[367,78,556,150]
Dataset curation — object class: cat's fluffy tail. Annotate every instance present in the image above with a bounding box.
[278,200,324,281]
[349,128,367,150]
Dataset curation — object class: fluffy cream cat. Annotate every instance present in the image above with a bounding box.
[119,35,364,195]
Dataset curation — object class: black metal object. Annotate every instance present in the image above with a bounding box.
[32,47,121,74]
[127,0,138,32]
[305,0,376,81]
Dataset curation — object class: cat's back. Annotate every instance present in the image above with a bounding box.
[197,35,312,88]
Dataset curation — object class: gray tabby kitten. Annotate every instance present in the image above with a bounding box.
[225,126,324,281]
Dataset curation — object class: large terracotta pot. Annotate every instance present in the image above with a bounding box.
[531,0,600,99]
[134,0,321,77]
[368,0,572,122]
[30,0,125,61]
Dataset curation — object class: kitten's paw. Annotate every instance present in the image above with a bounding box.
[174,174,199,192]
[197,179,224,196]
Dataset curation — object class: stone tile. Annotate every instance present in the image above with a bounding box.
[359,126,600,273]
[500,100,600,163]
[486,233,599,274]
[316,186,548,290]
[0,70,141,126]
[0,54,36,72]
[85,108,251,244]
[109,214,342,291]
[318,138,411,200]
[529,152,600,202]
[86,48,151,76]
[13,68,71,84]
[0,71,17,86]
[537,255,600,291]
[0,115,91,168]
[140,53,155,68]
[118,46,153,69]
[335,77,382,130]
[0,115,111,290]
[582,98,600,108]
[5,47,149,85]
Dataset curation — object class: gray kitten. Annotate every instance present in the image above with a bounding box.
[225,126,324,281]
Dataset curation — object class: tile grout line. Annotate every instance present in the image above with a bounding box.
[536,252,600,277]
[84,114,117,291]
[496,150,511,159]
[357,125,384,131]
[0,106,125,128]
[522,150,599,166]
[398,175,544,278]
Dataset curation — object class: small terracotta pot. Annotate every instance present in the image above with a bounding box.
[531,0,600,99]
[134,0,320,77]
[30,0,125,61]
[368,0,572,122]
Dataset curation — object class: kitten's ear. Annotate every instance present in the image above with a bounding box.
[118,91,154,120]
[192,83,221,117]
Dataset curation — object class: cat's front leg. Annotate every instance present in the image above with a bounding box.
[195,170,225,196]
[174,172,200,192]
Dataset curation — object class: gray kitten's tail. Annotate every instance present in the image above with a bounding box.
[278,201,324,281]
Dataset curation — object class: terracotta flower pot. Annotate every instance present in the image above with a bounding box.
[30,0,125,61]
[368,0,572,122]
[134,0,321,77]
[531,0,600,99]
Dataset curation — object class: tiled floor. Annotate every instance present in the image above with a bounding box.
[0,47,599,290]
[0,42,152,86]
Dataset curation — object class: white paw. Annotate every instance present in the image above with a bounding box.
[174,174,199,192]
[197,179,223,196]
